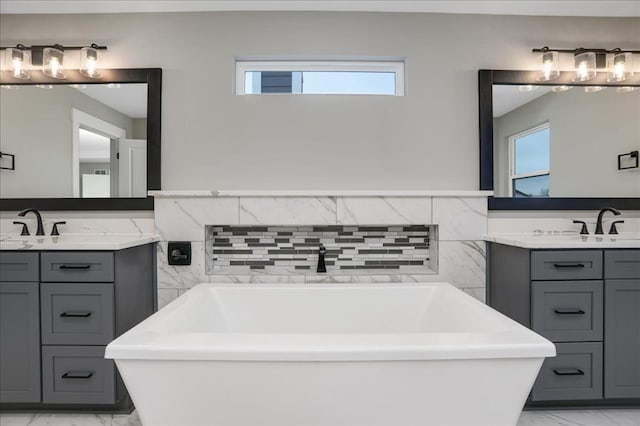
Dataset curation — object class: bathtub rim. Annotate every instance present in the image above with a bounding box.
[105,282,556,362]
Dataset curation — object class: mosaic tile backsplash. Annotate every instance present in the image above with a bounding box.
[206,225,434,275]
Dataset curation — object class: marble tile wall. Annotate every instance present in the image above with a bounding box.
[154,195,488,308]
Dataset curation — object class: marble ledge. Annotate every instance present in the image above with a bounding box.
[484,233,640,249]
[0,234,159,251]
[149,190,493,198]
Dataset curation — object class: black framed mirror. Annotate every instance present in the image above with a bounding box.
[479,69,640,210]
[0,68,161,210]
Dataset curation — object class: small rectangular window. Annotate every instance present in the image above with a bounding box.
[236,61,405,96]
[509,123,550,198]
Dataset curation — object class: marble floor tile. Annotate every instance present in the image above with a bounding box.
[1,408,637,426]
[0,411,141,426]
[517,409,640,426]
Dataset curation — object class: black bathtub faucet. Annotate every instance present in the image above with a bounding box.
[317,243,327,273]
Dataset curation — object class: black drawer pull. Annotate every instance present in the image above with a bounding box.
[59,264,91,270]
[553,368,585,376]
[552,263,585,269]
[554,309,586,315]
[60,311,92,318]
[62,371,94,379]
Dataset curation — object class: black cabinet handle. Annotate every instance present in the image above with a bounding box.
[60,311,92,318]
[554,309,586,315]
[553,263,585,268]
[58,264,91,270]
[553,368,584,376]
[62,371,94,379]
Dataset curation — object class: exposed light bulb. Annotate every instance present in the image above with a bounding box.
[86,58,97,77]
[613,62,625,80]
[542,61,552,79]
[49,57,60,77]
[551,85,572,92]
[12,58,23,78]
[577,61,588,80]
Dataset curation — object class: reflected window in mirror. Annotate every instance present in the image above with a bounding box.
[509,123,550,198]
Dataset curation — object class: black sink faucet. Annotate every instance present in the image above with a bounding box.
[18,208,45,236]
[595,207,621,235]
[317,243,327,273]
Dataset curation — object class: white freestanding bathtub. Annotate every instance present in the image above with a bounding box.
[105,283,555,426]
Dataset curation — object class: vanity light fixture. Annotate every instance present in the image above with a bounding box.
[79,44,102,79]
[4,46,30,80]
[617,86,637,93]
[42,46,66,79]
[551,85,572,92]
[0,43,107,79]
[608,50,633,82]
[574,51,597,82]
[536,47,559,81]
[532,47,639,83]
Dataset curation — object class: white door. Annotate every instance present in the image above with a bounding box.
[118,139,147,197]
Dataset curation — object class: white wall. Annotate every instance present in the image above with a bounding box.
[494,89,640,197]
[0,86,133,197]
[2,12,638,191]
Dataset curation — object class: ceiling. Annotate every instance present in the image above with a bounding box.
[1,0,639,16]
[492,85,552,118]
[78,128,111,162]
[74,83,147,118]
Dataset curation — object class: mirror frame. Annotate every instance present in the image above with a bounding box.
[0,68,161,210]
[479,69,640,210]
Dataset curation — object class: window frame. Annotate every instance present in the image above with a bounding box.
[235,60,405,96]
[508,122,550,197]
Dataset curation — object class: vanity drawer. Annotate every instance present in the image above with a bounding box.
[531,281,603,342]
[531,250,602,281]
[531,342,603,401]
[42,345,115,405]
[41,283,114,345]
[41,252,114,282]
[0,252,39,282]
[604,250,640,279]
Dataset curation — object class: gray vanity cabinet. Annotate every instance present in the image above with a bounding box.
[0,282,41,403]
[0,252,41,403]
[604,250,640,398]
[0,245,155,412]
[488,245,640,407]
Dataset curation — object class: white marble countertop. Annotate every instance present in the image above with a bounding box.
[148,190,493,198]
[0,234,160,251]
[484,233,640,249]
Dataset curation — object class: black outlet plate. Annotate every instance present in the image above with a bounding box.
[167,241,191,265]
